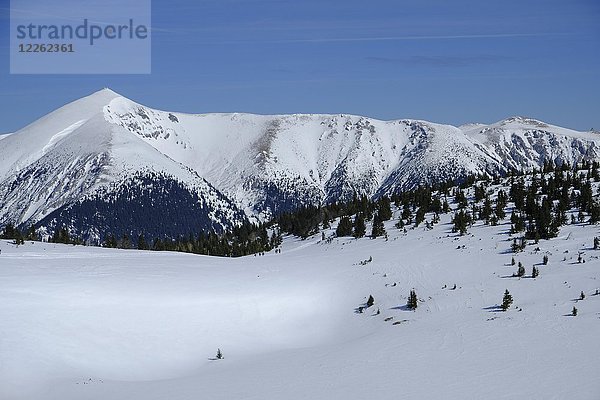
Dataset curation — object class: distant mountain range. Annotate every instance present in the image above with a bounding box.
[1,88,598,241]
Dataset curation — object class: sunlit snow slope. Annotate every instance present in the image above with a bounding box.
[1,204,599,399]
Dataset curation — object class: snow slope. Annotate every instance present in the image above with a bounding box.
[1,200,599,399]
[2,89,599,228]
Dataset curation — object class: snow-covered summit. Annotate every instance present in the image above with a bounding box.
[0,89,245,234]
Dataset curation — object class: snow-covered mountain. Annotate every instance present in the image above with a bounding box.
[1,89,599,236]
[0,89,246,239]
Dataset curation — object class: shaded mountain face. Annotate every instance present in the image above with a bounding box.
[1,89,599,239]
[36,171,247,242]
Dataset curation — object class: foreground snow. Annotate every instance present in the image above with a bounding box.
[1,216,599,399]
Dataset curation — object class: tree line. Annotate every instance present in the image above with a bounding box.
[3,160,600,257]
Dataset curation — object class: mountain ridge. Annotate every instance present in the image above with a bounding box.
[1,88,599,239]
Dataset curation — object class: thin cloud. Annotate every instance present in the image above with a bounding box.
[367,54,511,68]
[193,32,575,46]
[257,32,567,44]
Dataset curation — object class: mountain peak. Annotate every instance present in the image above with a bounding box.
[86,87,123,102]
[498,116,548,128]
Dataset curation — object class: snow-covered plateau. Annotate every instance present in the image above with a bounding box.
[1,205,599,400]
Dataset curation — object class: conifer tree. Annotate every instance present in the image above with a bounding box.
[414,207,426,227]
[336,216,353,237]
[366,295,375,308]
[517,262,525,277]
[371,212,386,238]
[104,234,118,248]
[572,306,578,316]
[120,234,131,249]
[378,197,393,221]
[13,230,25,245]
[153,237,165,251]
[137,234,149,250]
[452,209,470,235]
[407,289,418,310]
[501,289,513,311]
[1,223,16,239]
[532,266,539,278]
[353,214,366,238]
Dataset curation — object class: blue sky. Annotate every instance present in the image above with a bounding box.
[0,0,599,132]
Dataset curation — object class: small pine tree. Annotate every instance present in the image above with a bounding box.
[532,266,539,278]
[366,295,375,308]
[371,212,386,238]
[580,291,585,300]
[120,234,131,249]
[336,216,353,237]
[104,234,118,248]
[517,262,525,277]
[353,214,366,238]
[572,306,578,316]
[137,234,149,250]
[216,348,223,359]
[407,289,418,310]
[501,289,513,311]
[511,257,516,266]
[13,231,25,246]
[542,255,548,265]
[377,197,393,221]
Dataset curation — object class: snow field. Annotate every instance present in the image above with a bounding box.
[1,206,599,399]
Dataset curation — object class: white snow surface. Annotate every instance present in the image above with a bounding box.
[1,209,599,399]
[2,89,600,225]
